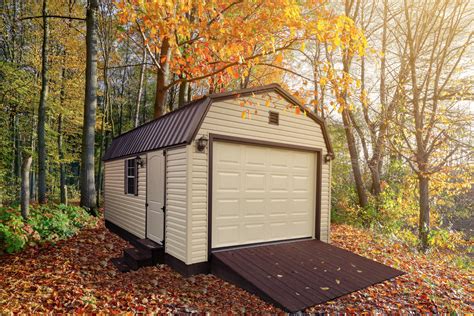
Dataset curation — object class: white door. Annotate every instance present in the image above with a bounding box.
[212,141,315,248]
[147,151,165,244]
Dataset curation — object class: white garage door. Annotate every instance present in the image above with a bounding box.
[212,141,315,248]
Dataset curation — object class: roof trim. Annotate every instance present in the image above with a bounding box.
[205,83,334,158]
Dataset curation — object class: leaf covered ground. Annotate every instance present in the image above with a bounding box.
[0,219,472,314]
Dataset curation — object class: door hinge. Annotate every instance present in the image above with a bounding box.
[145,203,149,207]
[161,205,166,213]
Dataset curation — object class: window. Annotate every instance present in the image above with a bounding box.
[125,158,138,195]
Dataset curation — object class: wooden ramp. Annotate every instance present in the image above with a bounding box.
[212,239,404,312]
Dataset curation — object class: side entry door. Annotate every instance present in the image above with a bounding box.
[146,151,165,244]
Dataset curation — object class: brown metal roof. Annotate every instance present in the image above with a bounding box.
[102,97,211,161]
[103,84,334,161]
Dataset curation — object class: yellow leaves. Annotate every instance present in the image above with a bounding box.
[241,110,247,119]
[265,99,271,107]
[300,41,306,51]
[319,77,328,86]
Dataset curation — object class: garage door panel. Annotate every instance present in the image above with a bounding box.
[215,225,240,246]
[215,171,241,192]
[242,198,266,217]
[269,222,292,239]
[291,199,312,216]
[291,220,313,236]
[215,142,242,163]
[292,152,314,169]
[292,175,311,191]
[213,141,315,248]
[243,222,266,243]
[214,198,240,218]
[244,146,267,168]
[269,150,291,169]
[244,173,266,192]
[269,174,290,193]
[268,198,289,215]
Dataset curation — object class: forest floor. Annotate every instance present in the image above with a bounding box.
[0,218,472,314]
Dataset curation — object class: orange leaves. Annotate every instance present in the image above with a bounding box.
[1,218,472,313]
[226,66,240,80]
[274,54,284,64]
[115,0,368,97]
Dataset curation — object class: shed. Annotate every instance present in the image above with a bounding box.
[103,83,335,275]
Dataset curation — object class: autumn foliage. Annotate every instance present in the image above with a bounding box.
[0,218,471,313]
[115,0,367,115]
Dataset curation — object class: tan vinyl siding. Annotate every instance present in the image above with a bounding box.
[104,155,146,238]
[326,161,332,243]
[165,146,188,262]
[188,145,209,263]
[187,92,332,264]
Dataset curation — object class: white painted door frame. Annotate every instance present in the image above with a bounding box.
[146,150,165,244]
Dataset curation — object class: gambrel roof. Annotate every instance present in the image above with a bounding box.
[102,84,334,161]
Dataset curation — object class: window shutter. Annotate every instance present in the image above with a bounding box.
[134,158,139,196]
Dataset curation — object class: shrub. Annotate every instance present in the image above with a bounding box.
[0,204,98,254]
[0,210,29,253]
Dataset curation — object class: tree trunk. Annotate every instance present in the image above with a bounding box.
[29,114,36,201]
[37,0,49,204]
[80,0,98,210]
[342,109,368,208]
[418,174,430,251]
[96,62,110,206]
[134,48,147,127]
[142,73,148,123]
[178,79,188,108]
[368,160,382,196]
[154,38,170,118]
[370,0,389,197]
[14,115,21,185]
[58,59,67,204]
[58,114,66,204]
[21,154,32,220]
[187,83,192,103]
[341,44,368,208]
